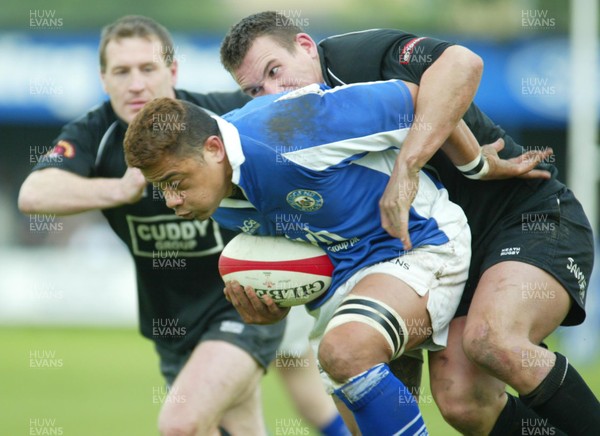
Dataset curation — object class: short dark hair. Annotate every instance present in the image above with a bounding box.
[124,98,219,171]
[99,15,175,72]
[220,11,304,73]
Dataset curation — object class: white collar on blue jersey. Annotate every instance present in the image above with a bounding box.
[211,115,244,185]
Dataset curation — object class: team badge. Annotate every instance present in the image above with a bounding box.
[46,140,76,159]
[286,189,323,212]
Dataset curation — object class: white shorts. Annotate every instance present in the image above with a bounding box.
[308,223,471,355]
[278,306,314,356]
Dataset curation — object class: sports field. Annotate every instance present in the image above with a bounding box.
[2,326,599,435]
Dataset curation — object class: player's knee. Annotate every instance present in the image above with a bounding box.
[158,404,202,436]
[319,295,408,383]
[158,418,197,436]
[462,319,512,373]
[433,383,486,432]
[318,326,374,383]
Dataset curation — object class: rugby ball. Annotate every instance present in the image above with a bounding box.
[218,234,334,307]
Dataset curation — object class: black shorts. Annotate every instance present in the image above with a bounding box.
[155,305,285,386]
[455,187,594,326]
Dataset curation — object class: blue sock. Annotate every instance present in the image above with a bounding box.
[333,363,427,436]
[320,413,351,436]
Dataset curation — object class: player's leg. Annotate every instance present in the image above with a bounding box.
[275,307,349,435]
[158,340,265,435]
[389,351,424,401]
[315,224,471,435]
[276,348,349,435]
[157,312,284,436]
[331,397,360,435]
[430,316,565,436]
[429,316,506,435]
[463,262,600,435]
[462,188,599,435]
[318,272,431,435]
[319,273,431,380]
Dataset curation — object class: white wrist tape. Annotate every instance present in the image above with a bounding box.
[456,152,489,180]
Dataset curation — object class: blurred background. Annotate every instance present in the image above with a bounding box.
[1,0,598,435]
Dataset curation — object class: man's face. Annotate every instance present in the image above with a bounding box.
[233,34,323,98]
[101,36,177,124]
[142,140,231,221]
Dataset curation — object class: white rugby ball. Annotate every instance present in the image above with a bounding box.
[218,234,334,307]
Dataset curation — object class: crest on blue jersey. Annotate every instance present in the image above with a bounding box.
[286,189,323,212]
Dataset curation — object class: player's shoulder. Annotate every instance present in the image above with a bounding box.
[69,100,113,123]
[62,100,117,137]
[175,88,250,116]
[319,28,416,50]
[175,88,207,104]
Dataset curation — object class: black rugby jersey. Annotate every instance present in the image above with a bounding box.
[318,29,564,245]
[33,89,251,352]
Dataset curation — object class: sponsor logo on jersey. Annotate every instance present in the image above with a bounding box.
[500,247,521,256]
[238,218,261,234]
[46,140,75,159]
[566,257,587,302]
[286,189,323,212]
[126,214,223,257]
[327,236,360,252]
[399,37,427,64]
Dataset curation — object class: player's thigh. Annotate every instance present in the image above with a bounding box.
[466,187,593,340]
[163,340,264,423]
[348,272,432,350]
[316,273,429,381]
[467,261,571,344]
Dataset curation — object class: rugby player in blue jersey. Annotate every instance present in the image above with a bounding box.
[123,80,491,435]
[219,12,599,436]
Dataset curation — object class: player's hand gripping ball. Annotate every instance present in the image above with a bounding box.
[219,234,333,307]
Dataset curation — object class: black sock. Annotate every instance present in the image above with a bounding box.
[219,427,231,436]
[489,394,566,436]
[520,352,600,435]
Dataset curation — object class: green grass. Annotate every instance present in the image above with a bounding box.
[1,327,598,435]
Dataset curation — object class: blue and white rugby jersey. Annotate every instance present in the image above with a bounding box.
[213,81,467,309]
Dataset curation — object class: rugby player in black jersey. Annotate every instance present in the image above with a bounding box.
[18,15,350,436]
[220,11,599,436]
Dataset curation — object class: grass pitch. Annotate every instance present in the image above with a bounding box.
[2,327,598,435]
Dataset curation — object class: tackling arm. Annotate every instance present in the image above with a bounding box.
[18,167,146,215]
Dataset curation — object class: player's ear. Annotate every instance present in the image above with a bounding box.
[203,135,227,162]
[169,59,179,87]
[295,33,318,57]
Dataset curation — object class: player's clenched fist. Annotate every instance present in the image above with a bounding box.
[120,167,147,204]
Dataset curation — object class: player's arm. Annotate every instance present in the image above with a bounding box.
[380,45,483,245]
[398,45,484,170]
[18,167,146,215]
[18,107,148,216]
[380,42,550,246]
[441,124,553,182]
